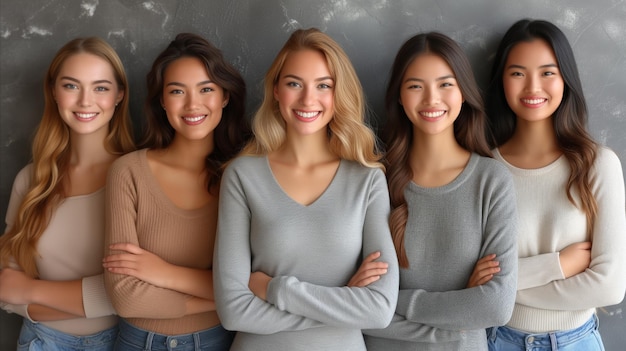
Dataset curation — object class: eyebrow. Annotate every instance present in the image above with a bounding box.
[282,74,334,82]
[403,75,455,83]
[165,80,214,87]
[506,63,558,70]
[59,76,114,85]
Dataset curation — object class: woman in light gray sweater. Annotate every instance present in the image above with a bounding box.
[213,28,399,351]
[363,32,518,351]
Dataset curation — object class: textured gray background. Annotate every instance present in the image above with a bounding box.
[1,0,624,349]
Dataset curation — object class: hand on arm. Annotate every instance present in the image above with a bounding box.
[466,254,500,288]
[248,271,272,301]
[103,243,214,300]
[347,251,389,287]
[558,242,591,278]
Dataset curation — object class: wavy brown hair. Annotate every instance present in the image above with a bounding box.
[141,33,250,194]
[486,19,598,239]
[0,37,135,277]
[241,28,382,169]
[385,32,491,267]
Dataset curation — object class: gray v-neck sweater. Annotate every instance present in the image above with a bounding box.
[214,155,399,351]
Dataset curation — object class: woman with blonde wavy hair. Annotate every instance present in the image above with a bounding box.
[0,37,134,350]
[213,27,399,350]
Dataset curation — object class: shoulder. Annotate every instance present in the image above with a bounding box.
[108,149,147,182]
[11,163,34,193]
[592,146,624,183]
[595,146,622,170]
[472,154,512,180]
[110,149,145,171]
[224,155,265,174]
[341,160,385,179]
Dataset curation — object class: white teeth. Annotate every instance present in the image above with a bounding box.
[295,111,319,118]
[421,111,445,118]
[76,113,97,118]
[522,98,546,105]
[183,115,206,122]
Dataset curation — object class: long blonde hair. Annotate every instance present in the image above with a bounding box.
[0,37,135,277]
[242,28,382,169]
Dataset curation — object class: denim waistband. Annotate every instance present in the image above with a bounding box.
[488,314,598,348]
[22,318,118,348]
[118,318,232,350]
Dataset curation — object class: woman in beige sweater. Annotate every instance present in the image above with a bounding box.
[0,37,135,350]
[102,33,250,351]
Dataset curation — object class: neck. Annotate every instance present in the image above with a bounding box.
[161,134,215,173]
[68,130,115,166]
[277,129,337,167]
[504,117,559,155]
[409,128,469,171]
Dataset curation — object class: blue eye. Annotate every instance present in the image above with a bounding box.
[63,83,78,90]
[287,81,301,88]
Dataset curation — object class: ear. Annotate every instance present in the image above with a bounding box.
[116,90,124,106]
[273,84,279,102]
[222,92,229,108]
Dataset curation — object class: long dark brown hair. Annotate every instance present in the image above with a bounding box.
[385,32,491,267]
[141,32,251,194]
[485,19,598,239]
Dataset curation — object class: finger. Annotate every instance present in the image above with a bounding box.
[109,243,143,254]
[103,253,140,263]
[351,275,381,287]
[476,254,497,264]
[105,267,138,276]
[362,251,382,263]
[476,274,494,285]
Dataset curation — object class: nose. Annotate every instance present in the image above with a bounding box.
[525,74,541,93]
[423,87,440,105]
[185,91,200,109]
[300,86,315,106]
[78,89,92,107]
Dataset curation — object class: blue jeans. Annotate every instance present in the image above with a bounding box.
[17,318,118,351]
[114,319,234,351]
[487,315,605,351]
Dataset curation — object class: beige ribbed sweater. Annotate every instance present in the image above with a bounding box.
[104,149,220,335]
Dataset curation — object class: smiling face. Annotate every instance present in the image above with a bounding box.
[399,53,463,137]
[502,39,565,123]
[161,56,228,142]
[53,52,122,137]
[273,49,335,138]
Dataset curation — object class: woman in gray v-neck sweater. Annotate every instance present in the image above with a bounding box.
[213,28,399,351]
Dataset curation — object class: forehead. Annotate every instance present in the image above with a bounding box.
[404,53,454,78]
[280,49,331,78]
[57,53,116,80]
[506,39,558,66]
[164,56,210,79]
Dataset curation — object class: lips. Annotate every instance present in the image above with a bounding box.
[182,115,207,124]
[74,112,98,121]
[294,110,321,122]
[521,98,547,105]
[419,110,445,119]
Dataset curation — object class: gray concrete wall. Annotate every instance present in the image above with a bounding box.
[1,0,624,348]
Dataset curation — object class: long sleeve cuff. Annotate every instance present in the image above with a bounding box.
[82,275,116,318]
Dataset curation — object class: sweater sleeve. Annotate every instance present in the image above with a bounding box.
[103,155,191,319]
[82,275,116,318]
[396,171,518,330]
[265,169,399,329]
[517,253,564,290]
[213,162,324,334]
[516,148,626,309]
[362,313,461,343]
